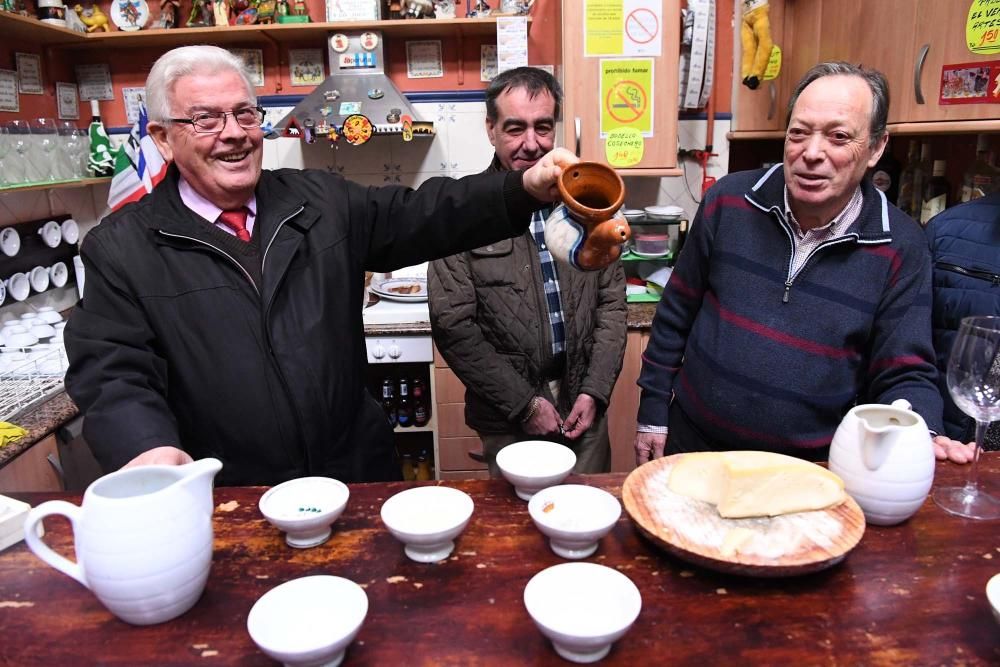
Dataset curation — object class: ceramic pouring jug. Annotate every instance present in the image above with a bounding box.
[828,399,935,526]
[23,457,223,625]
[544,161,630,271]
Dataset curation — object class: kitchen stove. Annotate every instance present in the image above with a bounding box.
[362,299,429,326]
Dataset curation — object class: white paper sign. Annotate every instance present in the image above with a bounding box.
[406,41,443,79]
[623,0,662,57]
[15,53,43,95]
[122,87,146,123]
[496,16,528,73]
[0,70,19,113]
[325,0,379,21]
[75,64,114,101]
[230,48,264,88]
[56,82,80,120]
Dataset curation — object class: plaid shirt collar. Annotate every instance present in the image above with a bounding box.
[530,209,566,356]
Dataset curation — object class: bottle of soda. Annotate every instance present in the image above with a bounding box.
[412,378,430,427]
[397,378,413,428]
[380,378,397,427]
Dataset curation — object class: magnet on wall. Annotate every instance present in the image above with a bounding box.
[302,119,316,144]
[386,108,402,124]
[367,88,384,100]
[360,31,378,50]
[330,33,350,52]
[341,114,374,146]
[323,89,341,101]
[401,114,413,142]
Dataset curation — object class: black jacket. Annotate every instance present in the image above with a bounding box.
[65,165,538,485]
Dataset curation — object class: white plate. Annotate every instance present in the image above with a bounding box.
[371,277,427,302]
[39,221,61,249]
[644,205,684,220]
[629,250,670,259]
[110,0,149,31]
[61,219,79,245]
[1,228,20,257]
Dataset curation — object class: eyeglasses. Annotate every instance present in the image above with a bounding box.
[169,106,265,134]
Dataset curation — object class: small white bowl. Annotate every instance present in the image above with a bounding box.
[0,228,20,257]
[30,323,55,340]
[496,440,577,501]
[61,218,80,245]
[38,220,62,248]
[49,261,69,288]
[380,486,474,563]
[34,307,62,324]
[247,575,368,667]
[29,265,49,293]
[5,273,29,302]
[644,204,684,220]
[258,477,350,549]
[524,562,642,664]
[988,573,1000,626]
[6,330,38,348]
[528,485,622,559]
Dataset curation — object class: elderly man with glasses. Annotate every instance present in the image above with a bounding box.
[64,45,575,486]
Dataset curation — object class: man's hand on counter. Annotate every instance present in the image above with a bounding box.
[933,435,977,464]
[124,446,193,469]
[522,148,579,202]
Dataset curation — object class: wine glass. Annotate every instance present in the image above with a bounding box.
[933,315,1000,520]
[0,126,11,186]
[32,118,59,182]
[4,120,30,185]
[58,122,88,179]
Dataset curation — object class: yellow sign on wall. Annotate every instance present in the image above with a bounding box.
[967,0,1000,55]
[600,59,654,137]
[606,127,644,167]
[586,0,625,56]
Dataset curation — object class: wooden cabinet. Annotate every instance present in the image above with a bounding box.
[560,0,681,175]
[0,434,63,493]
[731,0,821,134]
[606,329,648,473]
[904,0,999,123]
[433,346,489,481]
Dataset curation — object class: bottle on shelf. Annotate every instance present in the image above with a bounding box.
[87,100,114,178]
[412,378,430,427]
[909,142,933,219]
[896,140,920,216]
[400,453,416,481]
[415,450,432,481]
[960,134,998,203]
[380,377,397,427]
[920,160,951,225]
[870,140,901,205]
[396,378,413,428]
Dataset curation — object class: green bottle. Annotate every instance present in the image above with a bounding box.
[87,99,114,178]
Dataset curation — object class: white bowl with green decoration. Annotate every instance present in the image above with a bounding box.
[258,477,349,549]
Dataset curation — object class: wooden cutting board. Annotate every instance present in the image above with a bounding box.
[622,454,866,577]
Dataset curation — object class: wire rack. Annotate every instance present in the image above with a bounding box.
[0,345,68,423]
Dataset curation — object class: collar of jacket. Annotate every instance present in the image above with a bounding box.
[147,163,316,242]
[743,163,894,245]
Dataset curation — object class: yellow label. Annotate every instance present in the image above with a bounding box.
[763,44,782,80]
[585,0,624,56]
[600,59,654,136]
[967,0,1000,55]
[606,127,644,167]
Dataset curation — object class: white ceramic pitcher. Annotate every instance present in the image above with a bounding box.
[828,399,935,526]
[23,457,223,625]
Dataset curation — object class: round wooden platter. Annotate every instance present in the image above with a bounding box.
[622,454,866,577]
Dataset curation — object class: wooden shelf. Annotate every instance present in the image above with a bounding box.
[0,11,88,45]
[2,14,524,50]
[0,177,111,194]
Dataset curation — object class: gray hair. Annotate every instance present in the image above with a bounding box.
[145,45,256,123]
[485,66,562,122]
[786,61,889,148]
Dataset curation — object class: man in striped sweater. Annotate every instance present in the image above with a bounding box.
[634,62,974,466]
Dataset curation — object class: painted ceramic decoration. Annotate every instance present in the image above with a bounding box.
[110,0,149,30]
[341,114,374,146]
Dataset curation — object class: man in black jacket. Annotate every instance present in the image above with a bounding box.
[64,45,575,485]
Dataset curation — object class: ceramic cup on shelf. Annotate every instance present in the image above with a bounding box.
[5,273,30,302]
[38,220,62,249]
[29,266,50,293]
[0,227,20,257]
[543,162,630,272]
[49,262,69,289]
[61,218,80,245]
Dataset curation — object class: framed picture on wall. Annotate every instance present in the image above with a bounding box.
[56,82,80,120]
[230,48,265,88]
[325,0,379,21]
[15,53,43,95]
[406,41,443,79]
[289,49,325,87]
[0,70,19,113]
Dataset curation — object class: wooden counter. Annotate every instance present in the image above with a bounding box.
[2,457,1000,665]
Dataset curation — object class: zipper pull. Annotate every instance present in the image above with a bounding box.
[782,281,792,303]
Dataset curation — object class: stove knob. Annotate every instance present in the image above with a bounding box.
[388,343,402,359]
[371,343,385,360]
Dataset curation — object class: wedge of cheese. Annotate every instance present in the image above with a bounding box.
[667,451,846,519]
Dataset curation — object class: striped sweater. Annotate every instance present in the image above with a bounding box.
[637,165,943,454]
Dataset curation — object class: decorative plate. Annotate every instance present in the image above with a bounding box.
[110,0,149,31]
[370,277,427,302]
[622,454,866,577]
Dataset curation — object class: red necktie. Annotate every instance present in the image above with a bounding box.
[218,208,251,242]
